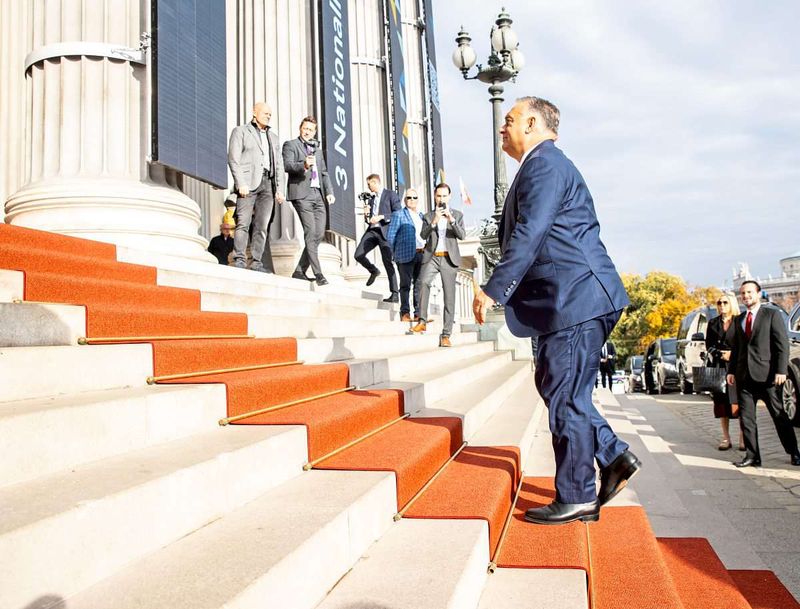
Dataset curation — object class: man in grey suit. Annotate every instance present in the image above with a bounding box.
[282,116,335,285]
[227,102,285,272]
[409,183,466,347]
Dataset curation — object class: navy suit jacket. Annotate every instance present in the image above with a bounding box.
[484,140,629,338]
[365,189,401,239]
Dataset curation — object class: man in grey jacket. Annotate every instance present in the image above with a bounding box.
[282,116,335,285]
[227,102,286,272]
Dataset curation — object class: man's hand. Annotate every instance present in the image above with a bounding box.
[775,374,787,386]
[445,210,455,223]
[327,194,335,205]
[305,155,316,169]
[238,187,249,198]
[721,350,731,362]
[369,214,384,224]
[473,289,495,325]
[276,193,285,204]
[731,403,740,417]
[727,374,736,386]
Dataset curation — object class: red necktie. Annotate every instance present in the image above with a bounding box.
[745,312,753,339]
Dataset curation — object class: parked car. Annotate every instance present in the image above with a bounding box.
[675,306,719,394]
[624,355,645,393]
[784,303,800,426]
[644,338,679,394]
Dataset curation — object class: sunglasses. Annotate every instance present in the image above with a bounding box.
[717,300,729,305]
[405,196,418,200]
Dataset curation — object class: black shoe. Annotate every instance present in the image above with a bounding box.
[383,293,399,303]
[366,270,380,286]
[734,457,761,468]
[524,500,600,525]
[791,454,800,466]
[291,271,314,281]
[598,450,641,506]
[315,276,329,286]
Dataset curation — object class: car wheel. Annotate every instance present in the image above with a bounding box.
[783,374,799,426]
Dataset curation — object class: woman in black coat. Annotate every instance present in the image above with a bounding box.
[705,293,743,450]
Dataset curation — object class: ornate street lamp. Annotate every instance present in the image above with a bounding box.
[452,8,524,282]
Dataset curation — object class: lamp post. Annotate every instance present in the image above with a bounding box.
[452,8,524,283]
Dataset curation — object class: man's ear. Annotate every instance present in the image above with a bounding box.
[525,115,535,134]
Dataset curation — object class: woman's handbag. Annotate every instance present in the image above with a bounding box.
[693,366,727,393]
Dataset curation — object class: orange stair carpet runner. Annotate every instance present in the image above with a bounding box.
[4,223,798,609]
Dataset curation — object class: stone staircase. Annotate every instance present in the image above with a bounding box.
[3,224,799,609]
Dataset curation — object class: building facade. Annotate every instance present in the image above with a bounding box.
[1,0,444,282]
[732,252,800,311]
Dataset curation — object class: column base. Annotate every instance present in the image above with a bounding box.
[5,177,214,261]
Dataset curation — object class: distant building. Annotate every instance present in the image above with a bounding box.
[732,251,800,311]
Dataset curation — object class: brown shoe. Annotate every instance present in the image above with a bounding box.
[409,322,426,334]
[439,336,452,348]
[400,314,412,322]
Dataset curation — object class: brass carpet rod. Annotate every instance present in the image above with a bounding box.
[219,385,357,426]
[487,473,525,573]
[303,413,411,471]
[79,334,255,345]
[147,360,303,385]
[394,441,468,521]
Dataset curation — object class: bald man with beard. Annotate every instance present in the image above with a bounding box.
[228,102,286,272]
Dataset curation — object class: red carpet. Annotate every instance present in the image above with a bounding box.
[404,446,520,554]
[6,224,799,607]
[729,570,800,609]
[658,538,750,609]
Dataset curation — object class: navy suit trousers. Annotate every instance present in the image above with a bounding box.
[535,310,629,503]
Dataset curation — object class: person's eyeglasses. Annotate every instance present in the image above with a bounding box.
[717,300,729,305]
[405,196,418,200]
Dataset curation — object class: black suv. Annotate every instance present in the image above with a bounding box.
[784,303,800,426]
[644,338,679,394]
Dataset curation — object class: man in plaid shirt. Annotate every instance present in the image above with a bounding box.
[387,188,426,322]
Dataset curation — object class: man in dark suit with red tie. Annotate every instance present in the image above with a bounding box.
[727,280,800,467]
[473,96,640,525]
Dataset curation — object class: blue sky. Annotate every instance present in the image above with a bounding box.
[432,0,800,287]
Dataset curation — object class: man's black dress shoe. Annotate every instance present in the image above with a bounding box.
[524,500,600,525]
[734,457,761,468]
[791,454,800,466]
[383,293,399,303]
[598,450,641,506]
[291,271,314,281]
[315,276,329,286]
[366,270,380,286]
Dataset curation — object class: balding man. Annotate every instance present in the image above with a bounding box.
[228,102,285,272]
[473,96,637,525]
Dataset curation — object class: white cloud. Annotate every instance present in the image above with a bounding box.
[433,0,800,286]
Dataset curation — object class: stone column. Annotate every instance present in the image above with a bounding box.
[4,0,213,260]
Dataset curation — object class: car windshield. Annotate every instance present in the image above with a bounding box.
[632,356,643,368]
[661,339,677,355]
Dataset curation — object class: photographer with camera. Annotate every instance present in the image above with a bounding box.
[354,174,400,302]
[409,183,465,347]
[283,116,335,285]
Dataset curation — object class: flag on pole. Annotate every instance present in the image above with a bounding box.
[459,176,473,206]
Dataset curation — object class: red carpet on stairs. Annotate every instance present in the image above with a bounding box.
[150,338,298,376]
[658,538,750,609]
[404,446,520,554]
[729,570,800,609]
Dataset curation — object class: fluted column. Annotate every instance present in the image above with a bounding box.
[4,0,214,260]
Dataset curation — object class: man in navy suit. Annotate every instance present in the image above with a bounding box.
[473,96,640,525]
[355,173,401,302]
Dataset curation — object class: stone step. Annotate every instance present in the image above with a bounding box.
[0,425,307,609]
[201,290,394,322]
[0,301,85,347]
[297,330,480,364]
[478,568,588,609]
[0,344,153,402]
[316,518,490,609]
[248,312,459,339]
[346,339,499,388]
[0,268,24,301]
[388,350,515,413]
[0,383,226,487]
[54,470,396,609]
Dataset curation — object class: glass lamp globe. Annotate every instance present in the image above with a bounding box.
[491,25,518,53]
[510,48,525,71]
[452,44,477,71]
